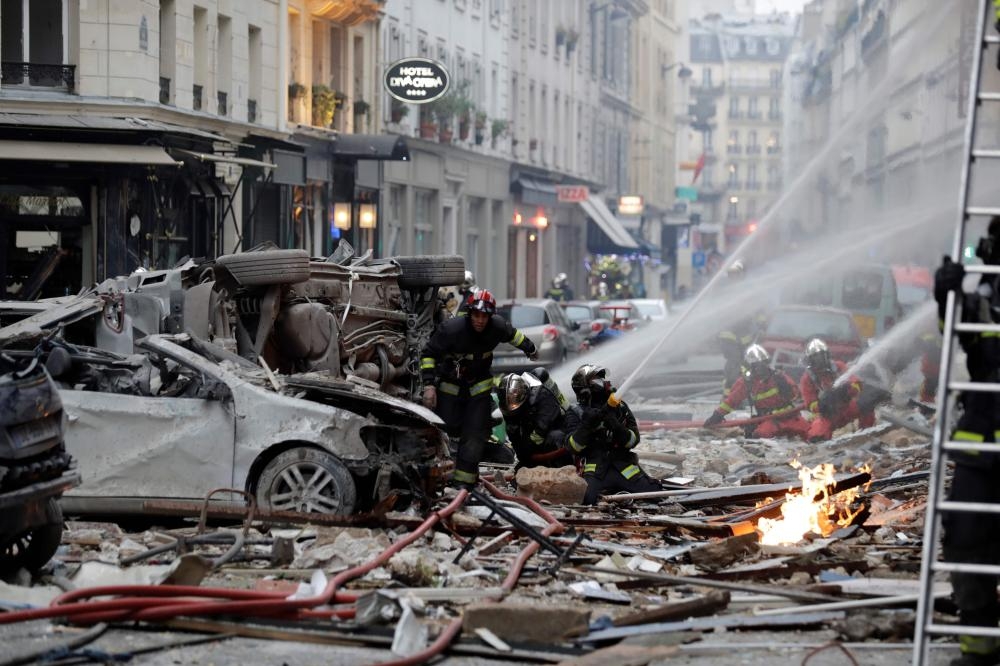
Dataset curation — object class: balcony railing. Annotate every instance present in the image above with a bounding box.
[159,76,170,104]
[217,91,228,116]
[1,62,75,92]
[728,111,744,120]
[690,82,725,97]
[746,144,761,154]
[747,111,762,120]
[193,84,203,111]
[248,99,257,123]
[767,145,782,155]
[727,144,742,154]
[728,78,774,91]
[746,181,761,191]
[768,111,783,121]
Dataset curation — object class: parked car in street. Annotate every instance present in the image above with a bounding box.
[22,334,451,517]
[494,298,584,372]
[758,305,865,379]
[631,298,669,322]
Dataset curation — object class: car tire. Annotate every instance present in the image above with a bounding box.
[254,447,357,516]
[394,255,465,289]
[0,498,63,575]
[216,249,311,286]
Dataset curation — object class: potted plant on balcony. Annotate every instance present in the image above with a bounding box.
[419,106,438,139]
[353,99,370,129]
[456,95,475,141]
[311,85,337,127]
[390,98,410,123]
[474,111,487,145]
[491,119,508,148]
[288,82,307,100]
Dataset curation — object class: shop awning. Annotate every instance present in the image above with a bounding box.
[0,140,180,165]
[178,149,275,169]
[579,194,639,249]
[332,134,409,160]
[512,175,558,207]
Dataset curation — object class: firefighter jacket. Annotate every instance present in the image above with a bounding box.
[506,386,581,466]
[800,360,862,417]
[420,315,536,397]
[567,401,643,479]
[545,286,575,302]
[716,312,767,358]
[713,369,800,419]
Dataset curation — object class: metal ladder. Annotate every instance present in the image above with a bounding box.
[914,1,1000,662]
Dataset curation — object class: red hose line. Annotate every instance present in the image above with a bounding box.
[370,617,463,666]
[128,489,470,623]
[0,490,469,626]
[637,405,808,432]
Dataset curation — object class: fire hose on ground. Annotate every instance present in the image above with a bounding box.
[637,405,807,433]
[0,483,568,665]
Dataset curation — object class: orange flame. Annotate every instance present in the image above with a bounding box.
[756,461,871,546]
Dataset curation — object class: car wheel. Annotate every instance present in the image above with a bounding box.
[216,249,311,287]
[0,498,63,575]
[254,447,357,516]
[394,255,465,289]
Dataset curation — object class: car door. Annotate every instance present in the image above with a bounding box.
[547,302,580,354]
[61,354,237,502]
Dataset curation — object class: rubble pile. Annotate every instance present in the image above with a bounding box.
[0,408,939,664]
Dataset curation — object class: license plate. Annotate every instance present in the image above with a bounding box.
[8,417,61,449]
[853,314,875,339]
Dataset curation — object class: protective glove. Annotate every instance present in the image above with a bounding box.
[605,416,633,448]
[527,351,539,362]
[581,406,605,430]
[422,385,437,409]
[817,390,836,418]
[703,412,725,427]
[934,256,965,304]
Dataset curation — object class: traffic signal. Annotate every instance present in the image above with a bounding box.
[689,96,716,132]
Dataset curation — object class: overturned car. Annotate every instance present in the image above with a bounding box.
[0,246,463,516]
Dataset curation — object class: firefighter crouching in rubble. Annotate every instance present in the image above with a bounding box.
[566,364,661,505]
[935,216,1000,666]
[799,338,875,442]
[704,344,811,440]
[496,370,579,471]
[421,288,538,487]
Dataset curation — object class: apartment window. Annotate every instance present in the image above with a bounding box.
[248,25,262,122]
[747,163,758,189]
[511,0,519,38]
[745,37,757,56]
[217,15,232,116]
[766,37,780,56]
[701,67,712,86]
[696,35,713,57]
[728,129,739,153]
[414,189,435,255]
[193,6,208,110]
[1,0,72,90]
[769,97,781,120]
[728,163,738,187]
[159,0,176,103]
[770,68,781,88]
[747,198,757,219]
[728,199,739,220]
[748,96,759,118]
[728,96,740,118]
[767,130,781,153]
[767,164,781,190]
[747,129,758,153]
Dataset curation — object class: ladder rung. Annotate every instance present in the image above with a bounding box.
[980,92,1000,102]
[973,149,1000,159]
[955,322,1000,333]
[943,441,1000,454]
[963,264,1000,274]
[948,380,1000,393]
[965,206,1000,217]
[937,500,1000,514]
[926,623,1000,638]
[933,561,1000,576]
[987,35,1000,44]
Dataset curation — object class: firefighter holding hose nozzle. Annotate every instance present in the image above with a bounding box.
[566,364,660,505]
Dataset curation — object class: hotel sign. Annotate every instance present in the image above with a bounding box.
[384,57,450,104]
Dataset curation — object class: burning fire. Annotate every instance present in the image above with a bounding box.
[756,461,871,546]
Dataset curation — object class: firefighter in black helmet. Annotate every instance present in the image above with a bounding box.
[496,371,578,470]
[421,288,538,487]
[566,364,660,505]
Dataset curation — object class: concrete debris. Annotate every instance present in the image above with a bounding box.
[462,603,591,642]
[514,465,587,505]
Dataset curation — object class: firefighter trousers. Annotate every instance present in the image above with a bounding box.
[806,400,876,441]
[436,389,493,486]
[582,465,661,505]
[943,405,1000,656]
[751,412,812,440]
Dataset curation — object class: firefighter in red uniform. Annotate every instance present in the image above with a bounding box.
[421,289,537,487]
[704,344,811,439]
[799,338,876,442]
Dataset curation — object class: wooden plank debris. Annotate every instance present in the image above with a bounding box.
[612,591,731,627]
[578,610,847,642]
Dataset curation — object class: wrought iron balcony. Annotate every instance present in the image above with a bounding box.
[217,90,228,116]
[159,76,171,104]
[690,82,725,97]
[746,144,761,154]
[1,62,75,92]
[193,84,203,111]
[248,99,257,123]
